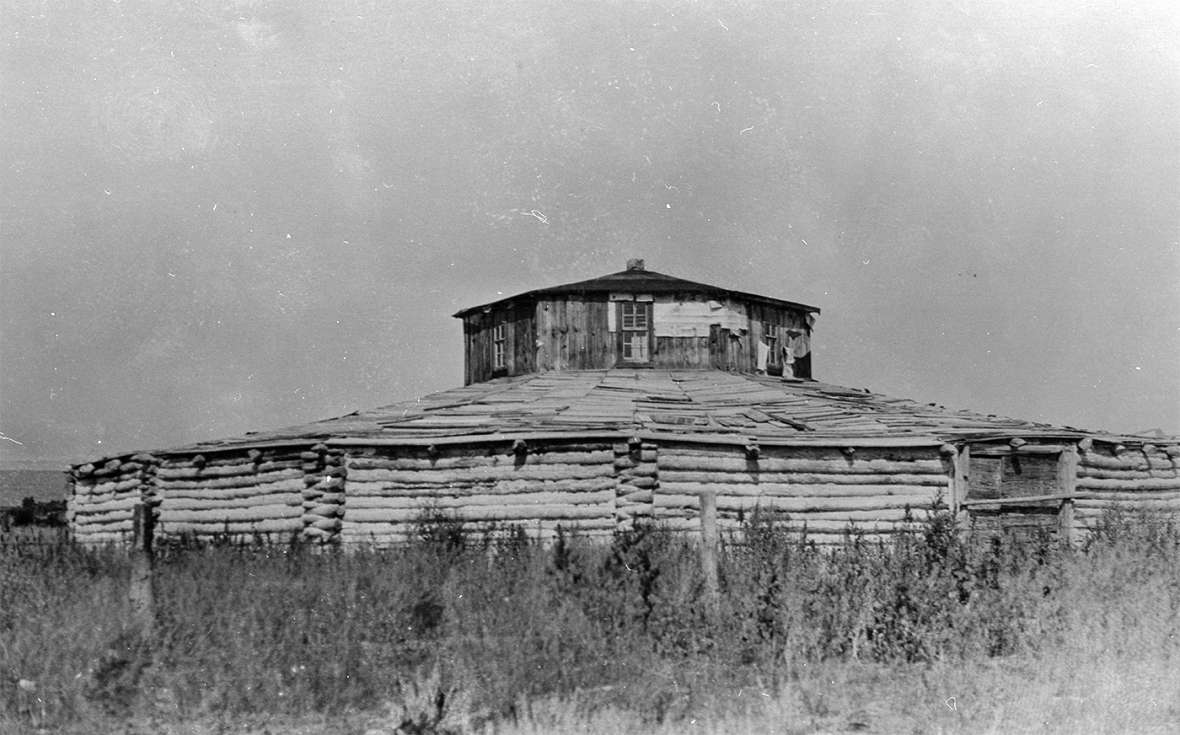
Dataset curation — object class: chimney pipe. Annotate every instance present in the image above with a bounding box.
[626,258,645,271]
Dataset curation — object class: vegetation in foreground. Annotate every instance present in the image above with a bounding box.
[1,511,1178,734]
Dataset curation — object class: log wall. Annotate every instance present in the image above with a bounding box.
[655,442,952,544]
[69,454,158,545]
[154,449,307,543]
[341,441,619,545]
[70,437,1179,549]
[1074,443,1180,530]
[613,439,658,530]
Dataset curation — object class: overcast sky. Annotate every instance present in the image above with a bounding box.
[2,0,1177,464]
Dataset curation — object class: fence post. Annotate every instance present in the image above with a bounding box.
[699,490,720,619]
[129,502,155,636]
[1057,447,1078,547]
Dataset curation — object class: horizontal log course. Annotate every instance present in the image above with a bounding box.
[71,509,143,526]
[653,493,930,514]
[619,489,653,504]
[305,503,343,518]
[345,464,614,485]
[72,497,139,515]
[71,488,141,504]
[1075,490,1180,502]
[660,442,940,460]
[157,459,303,479]
[160,493,303,511]
[346,450,614,472]
[88,466,129,479]
[1076,477,1180,492]
[724,508,932,523]
[1073,499,1180,512]
[159,479,305,499]
[1077,466,1180,481]
[658,480,942,499]
[1079,455,1178,472]
[346,490,615,512]
[157,469,303,491]
[342,516,617,535]
[620,476,657,489]
[657,469,949,487]
[77,478,142,496]
[651,516,919,534]
[344,504,612,524]
[160,519,303,535]
[345,477,616,498]
[307,516,342,531]
[72,512,136,528]
[160,504,304,524]
[658,454,949,475]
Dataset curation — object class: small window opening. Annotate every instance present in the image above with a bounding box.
[493,323,507,370]
[762,321,780,367]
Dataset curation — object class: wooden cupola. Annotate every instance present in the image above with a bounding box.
[453,260,820,385]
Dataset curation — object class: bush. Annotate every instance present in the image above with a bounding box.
[1,508,1177,731]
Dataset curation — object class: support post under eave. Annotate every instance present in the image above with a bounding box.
[1057,446,1079,547]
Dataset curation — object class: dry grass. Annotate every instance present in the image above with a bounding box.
[1,511,1177,733]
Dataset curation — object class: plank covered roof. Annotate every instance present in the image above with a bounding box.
[453,266,821,318]
[158,369,1157,456]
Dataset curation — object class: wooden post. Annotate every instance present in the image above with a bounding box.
[699,490,720,619]
[1057,447,1078,547]
[128,502,155,636]
[953,444,970,526]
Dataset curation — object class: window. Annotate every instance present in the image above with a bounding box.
[619,301,651,363]
[492,323,507,370]
[762,322,780,367]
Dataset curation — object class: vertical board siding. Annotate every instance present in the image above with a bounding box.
[469,293,816,381]
[654,443,951,543]
[341,442,619,545]
[463,305,537,384]
[155,449,307,542]
[69,456,158,545]
[534,297,611,373]
[1074,444,1180,529]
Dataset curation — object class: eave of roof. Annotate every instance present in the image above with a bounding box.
[452,268,821,318]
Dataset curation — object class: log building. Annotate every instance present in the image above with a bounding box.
[68,260,1180,546]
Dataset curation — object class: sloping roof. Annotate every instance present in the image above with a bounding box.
[156,369,1159,456]
[453,267,821,318]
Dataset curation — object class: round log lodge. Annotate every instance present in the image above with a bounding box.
[69,259,1180,546]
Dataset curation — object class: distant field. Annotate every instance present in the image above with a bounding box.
[0,468,69,506]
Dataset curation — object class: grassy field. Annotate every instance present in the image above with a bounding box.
[1,512,1178,734]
